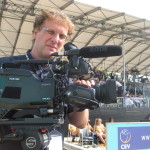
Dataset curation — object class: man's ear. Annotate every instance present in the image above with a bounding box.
[32,28,39,39]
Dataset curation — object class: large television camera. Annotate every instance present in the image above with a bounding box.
[0,43,122,150]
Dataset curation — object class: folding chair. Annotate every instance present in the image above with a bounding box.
[79,128,94,146]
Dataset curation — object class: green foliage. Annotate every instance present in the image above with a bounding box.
[130,68,140,75]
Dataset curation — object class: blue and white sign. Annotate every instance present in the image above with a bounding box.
[107,122,150,150]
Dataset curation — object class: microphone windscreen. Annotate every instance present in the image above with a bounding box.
[79,45,122,58]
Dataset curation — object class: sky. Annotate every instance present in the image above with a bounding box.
[76,0,150,21]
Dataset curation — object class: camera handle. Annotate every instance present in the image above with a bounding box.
[64,84,99,109]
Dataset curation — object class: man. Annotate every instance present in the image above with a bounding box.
[116,80,123,97]
[125,94,135,107]
[0,9,94,149]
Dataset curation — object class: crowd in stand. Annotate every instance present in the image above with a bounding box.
[68,117,114,146]
[124,91,146,107]
[95,71,147,107]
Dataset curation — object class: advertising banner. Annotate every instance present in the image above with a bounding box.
[107,122,150,150]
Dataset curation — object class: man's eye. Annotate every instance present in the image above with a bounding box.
[59,34,67,40]
[48,30,55,35]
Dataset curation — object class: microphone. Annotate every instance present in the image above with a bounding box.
[51,45,122,58]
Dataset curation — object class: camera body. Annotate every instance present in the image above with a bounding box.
[0,46,117,149]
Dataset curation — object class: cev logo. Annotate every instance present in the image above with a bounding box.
[120,129,131,143]
[121,144,131,149]
[26,137,36,148]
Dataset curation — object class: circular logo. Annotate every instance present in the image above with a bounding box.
[26,137,36,148]
[120,129,131,143]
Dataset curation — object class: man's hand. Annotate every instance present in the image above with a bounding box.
[75,79,95,87]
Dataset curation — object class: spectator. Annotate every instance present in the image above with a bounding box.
[116,81,123,97]
[125,94,136,107]
[86,120,94,136]
[146,114,150,120]
[93,118,106,144]
[68,124,80,142]
[109,117,115,123]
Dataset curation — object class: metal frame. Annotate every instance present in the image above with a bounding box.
[0,0,150,75]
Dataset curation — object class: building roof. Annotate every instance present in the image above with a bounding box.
[0,0,150,75]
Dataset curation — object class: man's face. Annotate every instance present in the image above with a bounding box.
[32,19,68,59]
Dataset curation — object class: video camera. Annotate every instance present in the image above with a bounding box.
[0,43,122,150]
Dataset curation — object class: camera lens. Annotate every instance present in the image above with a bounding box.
[95,79,117,104]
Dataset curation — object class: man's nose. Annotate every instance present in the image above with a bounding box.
[51,33,60,43]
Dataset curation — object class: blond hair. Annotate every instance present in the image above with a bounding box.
[33,9,74,38]
[95,118,102,125]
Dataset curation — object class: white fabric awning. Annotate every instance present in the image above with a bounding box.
[0,0,150,75]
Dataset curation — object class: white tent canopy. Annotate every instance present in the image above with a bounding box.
[0,0,150,75]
